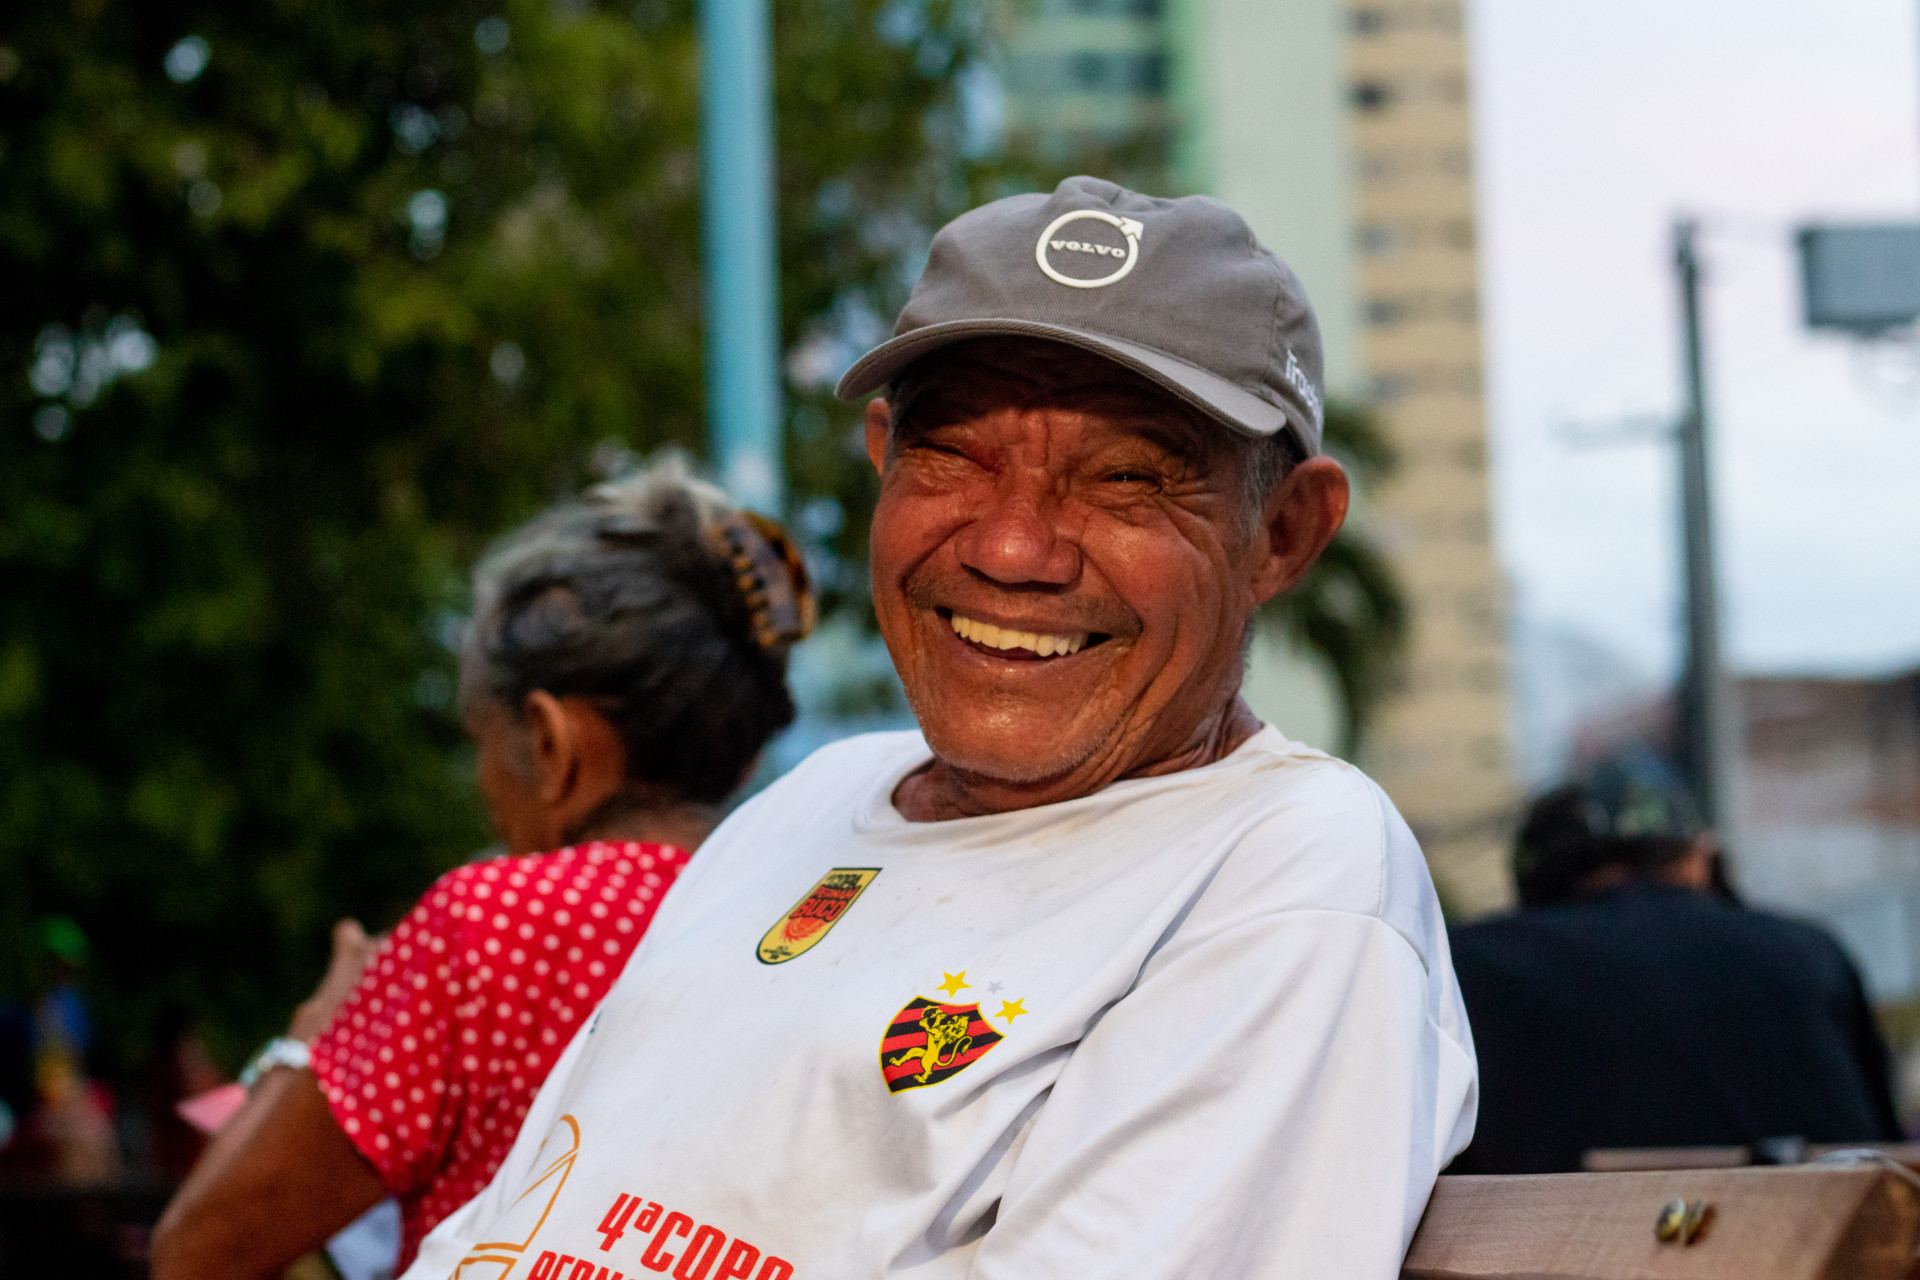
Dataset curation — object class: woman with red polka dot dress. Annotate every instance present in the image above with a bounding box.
[321,839,690,1255]
[153,458,813,1280]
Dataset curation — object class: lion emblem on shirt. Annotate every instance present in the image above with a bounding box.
[878,997,1002,1093]
[888,1007,973,1081]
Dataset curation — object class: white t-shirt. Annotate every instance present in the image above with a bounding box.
[403,726,1476,1280]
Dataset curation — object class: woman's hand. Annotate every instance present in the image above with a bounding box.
[289,919,381,1042]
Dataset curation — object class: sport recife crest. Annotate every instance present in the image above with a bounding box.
[756,867,880,964]
[879,997,1004,1093]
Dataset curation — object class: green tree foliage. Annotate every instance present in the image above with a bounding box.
[0,0,994,1076]
[0,0,1405,1089]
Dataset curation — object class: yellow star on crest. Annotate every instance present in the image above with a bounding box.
[995,998,1028,1024]
[936,971,970,997]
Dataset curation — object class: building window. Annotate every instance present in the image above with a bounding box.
[1364,298,1406,326]
[1060,0,1164,15]
[1357,223,1402,255]
[1062,49,1165,94]
[1007,50,1167,96]
[1370,373,1410,401]
[1351,81,1391,112]
[1355,150,1400,183]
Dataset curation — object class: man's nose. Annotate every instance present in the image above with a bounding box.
[951,482,1079,587]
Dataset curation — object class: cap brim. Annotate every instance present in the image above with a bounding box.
[834,318,1314,453]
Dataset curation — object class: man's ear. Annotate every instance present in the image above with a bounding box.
[864,398,891,477]
[1247,456,1351,609]
[521,689,578,805]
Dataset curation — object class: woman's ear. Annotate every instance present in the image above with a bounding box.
[521,692,630,840]
[521,689,578,805]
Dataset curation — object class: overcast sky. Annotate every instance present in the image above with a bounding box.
[1471,0,1920,680]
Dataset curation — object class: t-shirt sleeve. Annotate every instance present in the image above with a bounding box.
[971,908,1475,1280]
[311,869,470,1195]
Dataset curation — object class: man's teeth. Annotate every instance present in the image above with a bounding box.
[950,613,1087,656]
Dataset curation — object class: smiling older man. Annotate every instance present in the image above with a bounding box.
[400,177,1475,1280]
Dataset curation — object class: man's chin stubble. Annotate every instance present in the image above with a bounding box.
[903,685,1119,790]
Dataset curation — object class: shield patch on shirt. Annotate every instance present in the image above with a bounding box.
[756,867,880,964]
[879,997,1003,1093]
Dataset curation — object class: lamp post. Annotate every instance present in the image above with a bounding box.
[1671,218,1735,828]
[699,0,783,513]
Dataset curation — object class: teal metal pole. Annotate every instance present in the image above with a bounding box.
[700,0,783,513]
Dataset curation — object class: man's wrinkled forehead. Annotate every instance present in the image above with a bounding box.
[888,338,1224,465]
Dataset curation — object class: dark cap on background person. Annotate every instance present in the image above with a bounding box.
[836,175,1327,458]
[1514,752,1708,907]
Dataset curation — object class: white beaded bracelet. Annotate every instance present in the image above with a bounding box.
[238,1036,312,1087]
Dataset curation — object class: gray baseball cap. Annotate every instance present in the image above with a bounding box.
[835,176,1326,455]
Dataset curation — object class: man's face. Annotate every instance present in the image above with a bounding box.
[866,347,1270,804]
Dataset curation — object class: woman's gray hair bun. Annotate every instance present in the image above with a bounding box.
[465,451,803,808]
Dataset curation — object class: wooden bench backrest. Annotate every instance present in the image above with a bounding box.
[1403,1167,1920,1280]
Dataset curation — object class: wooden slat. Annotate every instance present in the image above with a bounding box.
[1809,1143,1920,1168]
[1583,1147,1752,1173]
[1581,1144,1920,1173]
[1402,1167,1920,1280]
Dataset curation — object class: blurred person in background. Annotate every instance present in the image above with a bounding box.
[1447,753,1899,1174]
[151,457,812,1279]
[0,918,122,1186]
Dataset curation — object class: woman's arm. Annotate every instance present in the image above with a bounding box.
[150,1065,386,1280]
[151,920,387,1280]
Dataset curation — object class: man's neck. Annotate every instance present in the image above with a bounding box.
[893,697,1264,822]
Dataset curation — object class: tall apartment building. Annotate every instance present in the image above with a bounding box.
[997,0,1517,914]
[995,0,1171,154]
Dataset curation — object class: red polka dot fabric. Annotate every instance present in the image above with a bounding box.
[310,840,689,1270]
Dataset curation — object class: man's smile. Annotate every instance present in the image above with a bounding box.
[945,609,1097,659]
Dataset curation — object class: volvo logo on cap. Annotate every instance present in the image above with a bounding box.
[1035,210,1144,289]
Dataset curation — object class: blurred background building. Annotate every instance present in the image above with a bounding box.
[997,0,1516,913]
[1739,671,1920,1000]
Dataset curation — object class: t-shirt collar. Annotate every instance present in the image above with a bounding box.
[850,722,1295,839]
